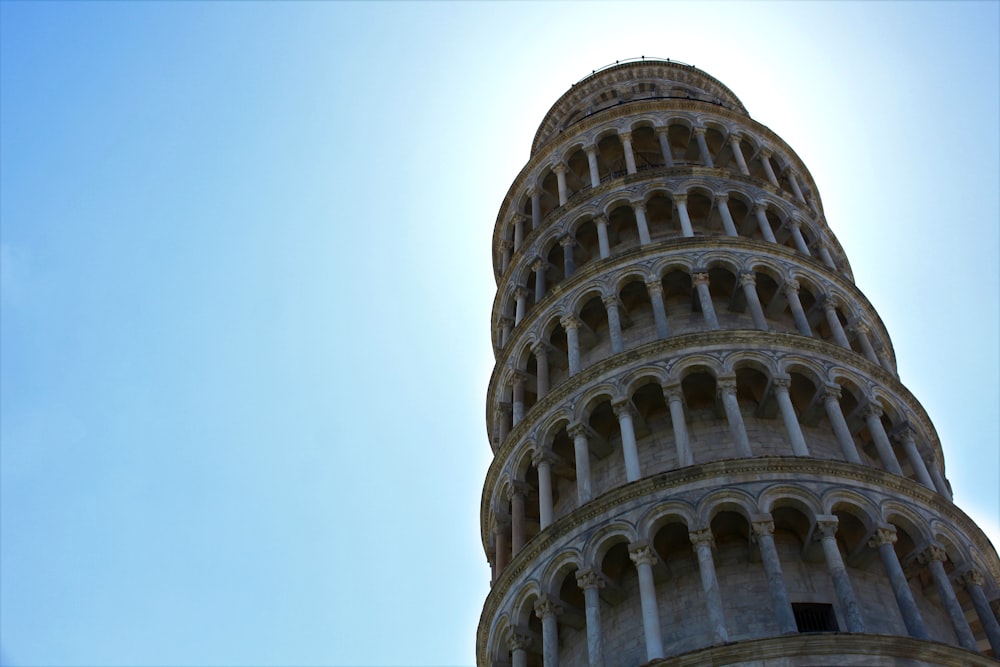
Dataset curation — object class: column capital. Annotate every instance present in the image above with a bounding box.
[717,376,737,394]
[552,162,568,174]
[689,527,715,549]
[593,213,608,225]
[692,272,710,287]
[896,422,918,445]
[956,567,986,588]
[499,239,513,251]
[662,382,684,402]
[619,130,633,142]
[822,384,842,402]
[506,481,531,501]
[513,211,530,224]
[530,340,550,356]
[787,217,802,229]
[751,516,775,538]
[714,193,730,204]
[558,234,575,248]
[525,185,539,198]
[739,272,757,287]
[494,514,511,531]
[628,542,658,567]
[601,294,620,309]
[567,422,588,439]
[531,258,549,271]
[508,630,533,652]
[869,524,898,548]
[849,321,871,336]
[863,401,884,419]
[771,375,792,390]
[645,279,664,296]
[759,147,773,158]
[499,316,514,327]
[560,314,579,331]
[729,133,742,144]
[782,279,800,295]
[583,143,598,155]
[673,193,688,204]
[821,295,840,312]
[511,372,526,389]
[534,595,563,620]
[753,200,768,213]
[514,285,528,298]
[692,126,707,136]
[611,398,633,418]
[916,543,948,565]
[655,126,670,137]
[814,514,839,539]
[631,199,647,213]
[576,567,606,590]
[532,448,556,468]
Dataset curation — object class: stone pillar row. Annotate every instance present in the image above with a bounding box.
[505,519,1000,667]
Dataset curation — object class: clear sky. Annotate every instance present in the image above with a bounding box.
[1,2,997,666]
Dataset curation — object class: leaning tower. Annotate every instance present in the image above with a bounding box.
[478,59,1000,667]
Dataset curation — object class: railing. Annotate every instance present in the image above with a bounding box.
[572,56,695,86]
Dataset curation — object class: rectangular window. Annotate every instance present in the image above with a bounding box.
[792,602,839,632]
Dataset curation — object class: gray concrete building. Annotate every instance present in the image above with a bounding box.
[478,59,1000,666]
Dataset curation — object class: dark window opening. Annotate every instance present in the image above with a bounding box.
[793,603,839,633]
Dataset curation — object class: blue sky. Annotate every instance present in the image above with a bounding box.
[1,2,997,666]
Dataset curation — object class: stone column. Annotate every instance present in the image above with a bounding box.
[663,383,693,466]
[783,280,813,336]
[787,170,806,202]
[788,219,811,255]
[754,202,777,243]
[740,272,768,330]
[752,517,797,634]
[534,596,562,667]
[851,322,881,365]
[917,544,977,651]
[594,215,611,259]
[870,525,928,639]
[815,515,866,632]
[513,213,526,252]
[584,145,601,187]
[772,377,809,456]
[554,163,568,206]
[817,244,837,271]
[629,544,666,661]
[715,194,739,237]
[500,239,513,273]
[568,423,593,504]
[822,297,851,349]
[508,631,531,667]
[693,272,720,330]
[957,568,1000,654]
[560,235,576,277]
[603,295,625,354]
[533,259,548,304]
[693,127,714,168]
[496,407,510,445]
[532,342,549,399]
[514,286,527,325]
[561,315,581,375]
[863,403,904,476]
[500,317,513,348]
[508,482,528,555]
[691,528,729,644]
[620,131,637,175]
[494,515,510,573]
[512,374,525,426]
[613,399,642,482]
[718,376,752,457]
[576,569,606,667]
[533,449,555,529]
[928,456,952,498]
[657,128,675,167]
[633,201,651,244]
[729,134,749,175]
[529,186,542,231]
[759,148,779,187]
[898,425,934,490]
[823,385,863,464]
[675,195,694,237]
[646,280,671,338]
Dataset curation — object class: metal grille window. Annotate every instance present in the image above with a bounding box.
[793,603,839,633]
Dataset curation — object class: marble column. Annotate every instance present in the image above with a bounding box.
[772,377,809,456]
[957,568,1000,654]
[663,383,693,466]
[691,528,729,644]
[870,525,928,639]
[629,544,666,661]
[729,134,749,175]
[815,515,866,632]
[822,297,851,349]
[568,423,593,504]
[554,163,568,206]
[898,425,934,490]
[718,377,752,457]
[754,202,777,243]
[500,239,513,273]
[851,322,881,365]
[513,213,526,252]
[917,544,977,651]
[715,194,739,237]
[817,244,837,271]
[693,272,720,330]
[508,482,528,555]
[535,595,562,667]
[561,315,581,375]
[603,295,625,354]
[657,128,675,167]
[740,272,768,330]
[788,220,811,255]
[576,569,606,667]
[675,194,694,237]
[529,187,542,231]
[595,215,611,259]
[752,517,797,634]
[863,403,904,476]
[533,259,548,304]
[533,448,555,529]
[532,342,549,399]
[787,170,806,202]
[759,148,779,187]
[500,317,513,348]
[928,456,952,499]
[514,286,527,325]
[633,201,651,244]
[585,145,601,187]
[693,127,714,168]
[783,280,813,337]
[822,385,862,464]
[560,235,576,277]
[646,280,671,338]
[620,131,637,175]
[495,515,511,573]
[508,631,531,667]
[613,399,642,482]
[512,374,525,426]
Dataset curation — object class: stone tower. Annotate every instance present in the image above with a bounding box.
[478,59,1000,667]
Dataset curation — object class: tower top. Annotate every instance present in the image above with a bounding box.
[531,58,748,154]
